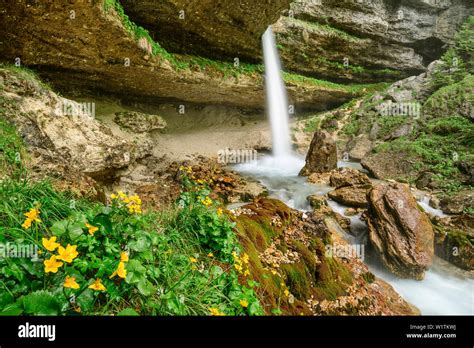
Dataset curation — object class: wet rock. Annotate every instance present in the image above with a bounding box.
[367,183,434,280]
[114,111,167,133]
[299,131,337,176]
[429,196,441,209]
[0,2,356,112]
[307,195,328,210]
[307,195,351,230]
[440,190,474,214]
[431,214,474,271]
[328,185,371,208]
[329,167,371,188]
[344,208,359,216]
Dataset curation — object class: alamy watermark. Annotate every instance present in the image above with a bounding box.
[55,100,95,119]
[0,242,40,261]
[217,148,258,165]
[378,100,421,119]
[325,243,365,261]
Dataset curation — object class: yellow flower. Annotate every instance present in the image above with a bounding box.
[63,276,80,289]
[209,307,225,316]
[240,300,249,308]
[234,264,243,272]
[120,251,129,262]
[88,278,106,291]
[201,197,213,207]
[216,208,223,216]
[207,252,214,258]
[85,223,98,236]
[128,204,142,214]
[242,253,249,264]
[243,269,250,276]
[284,289,290,297]
[189,257,198,263]
[110,261,127,279]
[270,269,277,275]
[117,191,126,199]
[21,218,32,229]
[42,236,60,251]
[110,193,118,200]
[57,244,79,263]
[44,255,63,273]
[24,208,41,223]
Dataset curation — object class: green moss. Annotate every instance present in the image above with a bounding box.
[0,98,27,177]
[281,263,312,299]
[314,257,352,301]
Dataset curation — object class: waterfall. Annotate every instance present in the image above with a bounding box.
[262,27,292,158]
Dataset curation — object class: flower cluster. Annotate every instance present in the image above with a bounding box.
[42,237,79,273]
[111,191,142,214]
[21,207,41,229]
[232,251,250,276]
[199,196,213,207]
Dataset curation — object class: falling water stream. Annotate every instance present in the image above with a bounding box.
[234,26,474,315]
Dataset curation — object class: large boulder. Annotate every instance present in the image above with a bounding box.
[299,131,337,176]
[367,183,434,279]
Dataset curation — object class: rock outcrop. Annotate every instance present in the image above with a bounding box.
[299,131,337,176]
[0,67,150,181]
[275,0,473,82]
[367,183,434,279]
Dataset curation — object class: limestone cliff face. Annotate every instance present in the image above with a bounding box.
[275,0,473,82]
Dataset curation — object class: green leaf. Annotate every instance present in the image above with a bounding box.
[50,220,68,236]
[22,290,61,315]
[0,299,24,316]
[68,222,84,241]
[76,289,94,313]
[129,237,149,252]
[125,260,146,285]
[137,278,155,296]
[117,308,139,316]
